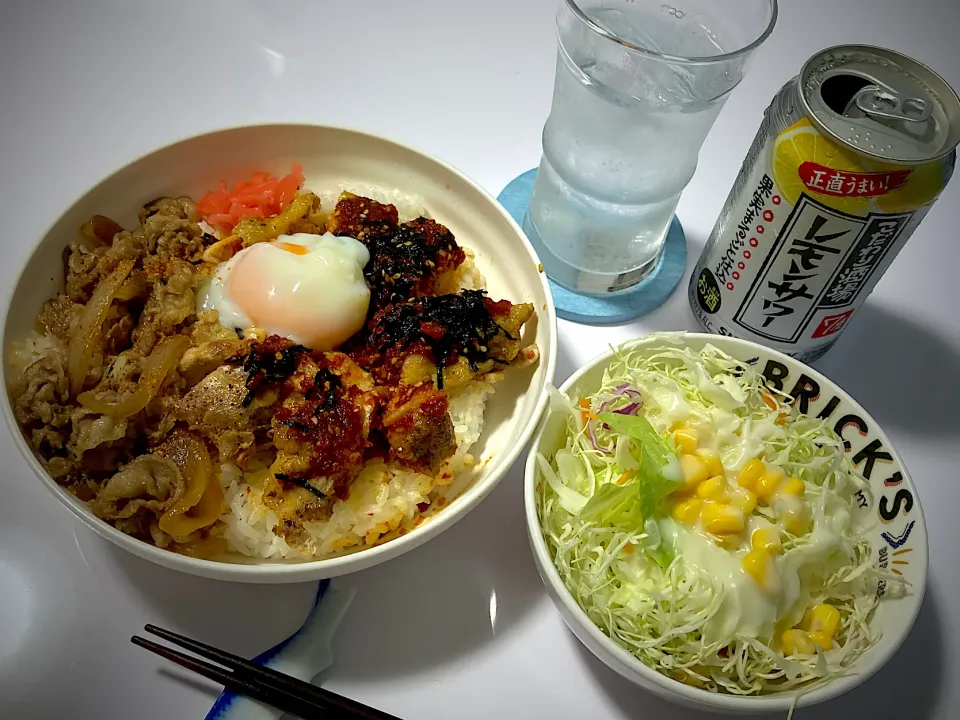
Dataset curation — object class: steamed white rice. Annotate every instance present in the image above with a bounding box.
[305,182,429,224]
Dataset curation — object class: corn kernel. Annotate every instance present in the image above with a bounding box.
[696,475,729,501]
[674,429,699,455]
[782,477,806,497]
[756,468,784,500]
[782,504,811,535]
[701,502,745,534]
[712,533,741,549]
[742,548,779,594]
[808,631,833,651]
[697,449,724,478]
[781,629,816,656]
[738,459,765,491]
[679,453,710,490]
[751,526,782,553]
[731,488,758,515]
[671,497,704,525]
[803,603,841,637]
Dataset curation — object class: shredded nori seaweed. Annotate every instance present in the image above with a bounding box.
[306,368,342,410]
[367,290,505,389]
[363,219,463,309]
[229,336,308,406]
[274,473,327,500]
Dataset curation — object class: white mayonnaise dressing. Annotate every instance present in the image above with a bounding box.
[661,518,778,645]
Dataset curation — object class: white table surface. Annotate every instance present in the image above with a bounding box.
[1,1,958,718]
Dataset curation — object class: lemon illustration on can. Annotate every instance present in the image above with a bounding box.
[771,119,873,215]
[874,158,949,213]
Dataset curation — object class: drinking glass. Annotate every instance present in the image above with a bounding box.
[523,0,778,296]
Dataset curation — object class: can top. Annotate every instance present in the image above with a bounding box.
[799,45,960,164]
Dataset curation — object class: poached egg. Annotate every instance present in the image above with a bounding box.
[197,232,370,351]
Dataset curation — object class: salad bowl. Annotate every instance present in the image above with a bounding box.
[524,332,926,714]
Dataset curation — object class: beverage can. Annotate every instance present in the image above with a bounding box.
[689,45,960,362]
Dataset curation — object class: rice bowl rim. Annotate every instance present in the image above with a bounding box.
[0,123,558,583]
[523,332,927,713]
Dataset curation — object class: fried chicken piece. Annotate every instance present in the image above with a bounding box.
[262,353,376,543]
[381,383,455,474]
[398,353,489,389]
[323,351,374,391]
[228,334,306,405]
[355,290,534,389]
[326,192,398,242]
[405,218,464,276]
[269,357,372,490]
[362,218,466,310]
[484,298,535,363]
[323,351,379,436]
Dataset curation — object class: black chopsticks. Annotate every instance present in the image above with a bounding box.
[132,625,401,720]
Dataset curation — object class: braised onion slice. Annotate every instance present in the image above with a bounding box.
[157,432,223,540]
[67,259,134,396]
[80,215,124,247]
[172,534,229,559]
[114,272,149,302]
[164,475,225,540]
[78,336,189,417]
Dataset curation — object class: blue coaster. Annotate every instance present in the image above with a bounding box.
[498,168,687,325]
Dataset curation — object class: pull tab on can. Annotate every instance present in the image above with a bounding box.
[800,44,960,164]
[848,85,933,123]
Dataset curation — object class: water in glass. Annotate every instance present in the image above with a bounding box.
[524,2,769,294]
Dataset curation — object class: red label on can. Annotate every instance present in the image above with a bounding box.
[811,309,855,338]
[799,163,911,197]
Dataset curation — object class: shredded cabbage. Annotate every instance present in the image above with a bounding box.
[536,338,907,696]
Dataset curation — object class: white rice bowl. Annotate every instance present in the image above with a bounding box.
[8,184,508,563]
[2,123,556,582]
